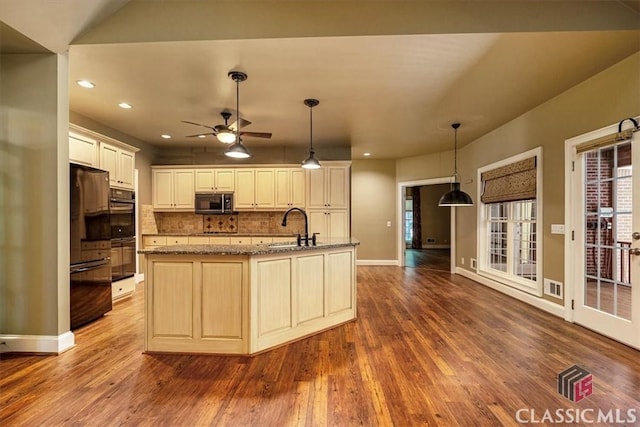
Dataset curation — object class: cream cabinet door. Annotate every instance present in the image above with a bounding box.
[254,169,275,208]
[290,169,306,207]
[100,143,119,187]
[328,210,349,237]
[173,170,195,209]
[194,169,215,192]
[274,168,292,209]
[152,170,174,210]
[214,169,235,191]
[234,169,255,209]
[308,210,328,238]
[118,150,135,189]
[69,133,98,167]
[306,168,326,209]
[326,167,349,209]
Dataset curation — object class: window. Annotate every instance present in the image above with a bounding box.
[405,198,413,243]
[477,147,542,295]
[487,200,537,280]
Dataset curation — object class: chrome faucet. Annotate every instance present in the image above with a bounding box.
[281,207,316,246]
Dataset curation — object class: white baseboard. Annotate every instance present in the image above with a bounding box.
[456,268,565,318]
[135,272,144,283]
[356,259,399,266]
[0,331,75,354]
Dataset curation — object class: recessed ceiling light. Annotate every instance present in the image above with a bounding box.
[76,80,95,89]
[161,134,171,139]
[363,152,371,157]
[118,102,132,109]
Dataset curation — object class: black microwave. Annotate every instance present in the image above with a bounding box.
[195,192,234,214]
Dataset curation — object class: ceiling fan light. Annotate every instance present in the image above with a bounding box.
[225,141,251,158]
[216,130,236,144]
[438,182,474,206]
[301,151,321,169]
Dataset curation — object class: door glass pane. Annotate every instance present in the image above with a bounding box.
[583,142,632,320]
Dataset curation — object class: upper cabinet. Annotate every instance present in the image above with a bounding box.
[100,142,135,190]
[195,169,235,192]
[307,164,350,210]
[234,168,275,210]
[69,124,138,190]
[152,168,195,211]
[275,168,306,209]
[69,132,98,167]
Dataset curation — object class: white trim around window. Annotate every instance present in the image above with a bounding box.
[476,146,543,296]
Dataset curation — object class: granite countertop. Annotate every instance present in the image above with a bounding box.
[142,233,298,237]
[138,237,360,255]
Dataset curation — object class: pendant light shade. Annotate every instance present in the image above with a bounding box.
[225,71,252,159]
[439,123,473,207]
[301,98,321,169]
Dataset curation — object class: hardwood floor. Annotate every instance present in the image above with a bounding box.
[2,266,639,426]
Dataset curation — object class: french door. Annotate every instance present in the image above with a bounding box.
[568,120,639,349]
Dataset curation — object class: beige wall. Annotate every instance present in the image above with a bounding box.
[454,52,639,294]
[1,53,69,336]
[419,184,451,247]
[351,159,396,261]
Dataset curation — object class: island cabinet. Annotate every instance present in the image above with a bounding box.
[142,241,357,355]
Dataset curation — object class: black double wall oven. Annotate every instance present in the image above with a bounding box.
[110,188,136,282]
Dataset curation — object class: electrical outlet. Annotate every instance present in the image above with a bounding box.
[470,258,477,269]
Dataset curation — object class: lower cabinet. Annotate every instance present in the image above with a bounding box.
[146,257,250,354]
[144,246,356,355]
[112,277,135,301]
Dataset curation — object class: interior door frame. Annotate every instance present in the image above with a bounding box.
[564,118,639,349]
[396,177,454,270]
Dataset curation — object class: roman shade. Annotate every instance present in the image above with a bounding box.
[481,156,537,204]
[575,128,634,154]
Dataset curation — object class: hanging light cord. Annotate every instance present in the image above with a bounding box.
[235,76,240,144]
[309,105,314,151]
[452,123,460,183]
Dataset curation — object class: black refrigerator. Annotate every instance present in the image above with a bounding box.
[70,163,113,329]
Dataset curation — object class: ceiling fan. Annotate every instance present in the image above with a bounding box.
[182,74,272,144]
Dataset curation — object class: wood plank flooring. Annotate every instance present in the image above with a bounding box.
[2,262,639,426]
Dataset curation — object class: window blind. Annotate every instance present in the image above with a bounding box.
[575,128,634,154]
[481,156,537,204]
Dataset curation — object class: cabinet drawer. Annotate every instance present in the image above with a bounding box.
[143,236,167,247]
[229,237,250,245]
[188,236,210,244]
[250,237,273,244]
[209,236,231,245]
[167,236,189,245]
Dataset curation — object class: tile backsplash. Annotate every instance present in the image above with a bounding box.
[140,204,305,235]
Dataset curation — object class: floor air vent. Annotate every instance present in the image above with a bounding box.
[544,278,563,298]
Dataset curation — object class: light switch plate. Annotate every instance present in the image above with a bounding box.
[551,224,565,234]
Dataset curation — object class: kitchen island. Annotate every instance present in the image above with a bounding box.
[139,238,358,355]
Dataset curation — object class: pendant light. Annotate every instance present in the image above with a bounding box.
[438,123,473,206]
[225,71,251,159]
[301,98,321,169]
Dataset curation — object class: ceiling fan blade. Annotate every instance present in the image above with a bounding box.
[239,131,272,139]
[186,132,215,138]
[229,118,252,131]
[182,120,217,130]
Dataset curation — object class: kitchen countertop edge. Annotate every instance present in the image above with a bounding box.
[138,238,360,255]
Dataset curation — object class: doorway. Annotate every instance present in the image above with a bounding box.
[566,119,640,349]
[397,177,455,271]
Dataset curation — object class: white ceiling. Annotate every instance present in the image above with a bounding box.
[2,1,639,160]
